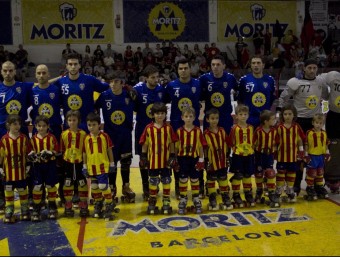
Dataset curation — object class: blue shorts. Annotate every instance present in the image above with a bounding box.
[4,180,27,190]
[107,129,132,162]
[177,156,200,179]
[91,173,109,186]
[307,155,325,169]
[255,151,274,172]
[276,162,299,172]
[230,154,255,175]
[32,161,58,187]
[148,168,171,179]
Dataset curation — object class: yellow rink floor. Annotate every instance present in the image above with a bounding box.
[0,168,339,256]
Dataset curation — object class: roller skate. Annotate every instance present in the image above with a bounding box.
[64,201,75,217]
[244,190,256,207]
[161,196,172,214]
[31,203,41,222]
[142,184,150,201]
[93,200,104,218]
[208,192,219,211]
[3,205,17,223]
[175,182,180,200]
[193,197,203,214]
[282,187,297,203]
[220,192,233,210]
[79,201,89,217]
[72,193,80,209]
[48,201,58,220]
[303,186,318,201]
[267,191,281,208]
[178,196,187,215]
[147,196,159,214]
[111,186,119,204]
[232,192,244,208]
[103,202,116,221]
[255,188,265,204]
[315,185,329,199]
[21,203,30,221]
[121,183,136,203]
[0,193,5,214]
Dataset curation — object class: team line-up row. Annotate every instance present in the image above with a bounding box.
[0,53,339,222]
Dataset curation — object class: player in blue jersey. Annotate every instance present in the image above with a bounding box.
[31,64,62,141]
[0,61,34,213]
[199,55,238,199]
[165,58,202,199]
[237,56,277,129]
[54,53,109,132]
[133,65,166,200]
[0,61,34,138]
[30,64,64,208]
[95,74,136,203]
[199,55,238,134]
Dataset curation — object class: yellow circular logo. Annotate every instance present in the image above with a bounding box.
[111,111,125,125]
[148,2,186,40]
[38,103,54,118]
[146,104,153,119]
[252,92,266,107]
[334,96,340,108]
[178,98,192,111]
[67,94,83,110]
[6,100,21,114]
[305,95,318,110]
[211,92,225,108]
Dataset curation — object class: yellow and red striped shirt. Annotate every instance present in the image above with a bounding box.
[276,122,305,162]
[204,127,229,171]
[139,122,178,169]
[0,133,30,181]
[60,129,86,163]
[30,133,59,162]
[229,124,254,156]
[305,129,329,155]
[176,126,207,158]
[253,126,277,154]
[83,132,113,176]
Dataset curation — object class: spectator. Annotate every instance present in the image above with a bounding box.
[142,42,153,57]
[253,29,264,54]
[124,45,134,64]
[61,43,77,66]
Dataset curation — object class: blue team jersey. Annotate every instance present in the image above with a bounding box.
[31,84,62,126]
[54,73,109,126]
[96,89,134,132]
[238,73,276,127]
[165,78,201,131]
[133,82,165,128]
[199,71,237,133]
[0,81,33,127]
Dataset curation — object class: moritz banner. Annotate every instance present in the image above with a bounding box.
[22,0,114,44]
[123,0,209,43]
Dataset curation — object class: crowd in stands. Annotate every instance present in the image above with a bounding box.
[1,28,340,85]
